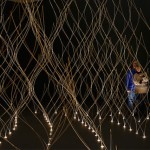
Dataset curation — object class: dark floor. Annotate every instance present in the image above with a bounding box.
[0,108,150,150]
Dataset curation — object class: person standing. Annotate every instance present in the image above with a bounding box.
[126,61,141,110]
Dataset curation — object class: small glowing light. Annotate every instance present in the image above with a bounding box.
[0,141,1,144]
[123,116,125,120]
[110,113,112,116]
[13,128,16,131]
[117,122,120,125]
[101,145,104,149]
[146,117,149,120]
[88,126,91,130]
[97,111,99,115]
[81,121,84,124]
[95,134,98,137]
[78,118,80,122]
[74,116,76,120]
[48,143,51,146]
[4,135,7,139]
[138,120,141,123]
[97,138,100,142]
[123,125,126,129]
[54,111,57,114]
[84,123,87,127]
[119,111,121,115]
[35,111,37,114]
[111,119,113,123]
[143,135,146,139]
[9,131,12,135]
[92,129,95,133]
[99,116,101,120]
[75,111,78,114]
[129,128,132,132]
[15,124,17,127]
[136,131,138,135]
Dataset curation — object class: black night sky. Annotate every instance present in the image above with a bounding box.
[0,0,150,149]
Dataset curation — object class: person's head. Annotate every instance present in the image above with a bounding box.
[132,60,138,68]
[132,61,141,72]
[135,66,141,72]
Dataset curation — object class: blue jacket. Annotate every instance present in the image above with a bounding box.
[126,69,136,91]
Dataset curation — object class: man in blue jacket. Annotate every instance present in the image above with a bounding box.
[126,61,141,110]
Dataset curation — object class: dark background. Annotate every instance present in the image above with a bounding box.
[0,0,150,149]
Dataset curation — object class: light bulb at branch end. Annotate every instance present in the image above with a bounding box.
[136,131,138,135]
[143,135,146,139]
[99,116,101,120]
[54,111,57,114]
[119,111,121,115]
[117,122,120,125]
[74,116,76,120]
[97,138,100,142]
[48,143,51,146]
[35,111,37,114]
[129,128,132,132]
[111,119,113,123]
[146,117,149,120]
[88,126,91,130]
[101,145,104,149]
[13,128,16,131]
[138,120,141,123]
[75,111,78,114]
[0,141,1,144]
[4,135,7,139]
[9,131,12,135]
[123,125,126,129]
